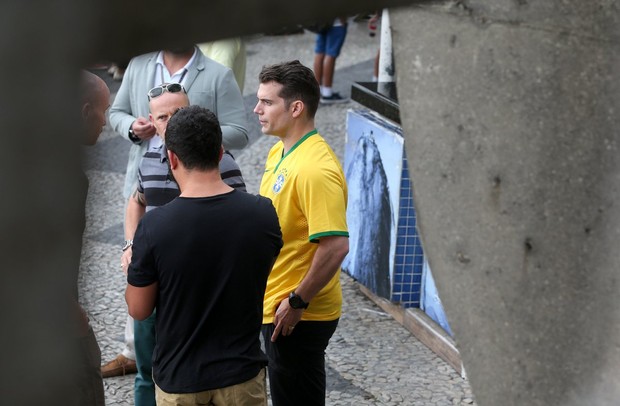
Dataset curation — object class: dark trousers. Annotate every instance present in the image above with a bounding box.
[261,319,338,406]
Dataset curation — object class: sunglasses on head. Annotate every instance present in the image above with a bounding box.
[147,83,186,101]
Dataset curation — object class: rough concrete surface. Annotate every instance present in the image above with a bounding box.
[391,2,620,405]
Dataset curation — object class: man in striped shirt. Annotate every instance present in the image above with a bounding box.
[120,84,246,406]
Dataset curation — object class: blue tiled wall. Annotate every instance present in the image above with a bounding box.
[391,150,425,308]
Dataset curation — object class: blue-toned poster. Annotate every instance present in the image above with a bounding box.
[343,110,404,298]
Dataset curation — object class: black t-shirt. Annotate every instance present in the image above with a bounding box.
[128,190,282,393]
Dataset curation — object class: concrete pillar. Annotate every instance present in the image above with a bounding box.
[0,1,96,403]
[391,1,620,405]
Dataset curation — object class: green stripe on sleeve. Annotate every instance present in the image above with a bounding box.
[309,231,349,243]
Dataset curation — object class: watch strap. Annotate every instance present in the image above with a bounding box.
[128,128,140,144]
[289,292,309,309]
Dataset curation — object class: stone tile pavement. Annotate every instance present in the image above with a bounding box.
[80,20,476,405]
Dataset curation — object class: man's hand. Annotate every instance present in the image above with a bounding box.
[131,117,156,141]
[271,297,304,342]
[121,247,132,276]
[270,236,348,342]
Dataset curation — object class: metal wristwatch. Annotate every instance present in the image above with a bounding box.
[289,292,309,309]
[121,239,133,252]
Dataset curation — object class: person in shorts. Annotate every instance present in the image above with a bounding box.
[313,17,349,104]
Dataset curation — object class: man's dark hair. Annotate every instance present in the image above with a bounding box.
[258,60,320,118]
[165,105,222,170]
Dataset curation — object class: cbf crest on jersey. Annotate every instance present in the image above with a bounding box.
[273,173,286,193]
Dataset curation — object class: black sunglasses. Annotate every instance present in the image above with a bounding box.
[147,83,186,101]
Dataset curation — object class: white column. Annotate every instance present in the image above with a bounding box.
[378,9,394,83]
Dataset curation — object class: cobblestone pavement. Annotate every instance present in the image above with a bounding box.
[80,20,476,405]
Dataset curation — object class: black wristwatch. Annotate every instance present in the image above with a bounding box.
[128,127,140,144]
[289,292,309,309]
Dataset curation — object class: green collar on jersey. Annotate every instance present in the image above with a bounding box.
[274,129,318,172]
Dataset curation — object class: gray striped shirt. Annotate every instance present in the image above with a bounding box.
[137,144,246,212]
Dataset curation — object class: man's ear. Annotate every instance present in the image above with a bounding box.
[167,149,179,170]
[218,145,224,162]
[291,100,304,118]
[81,102,91,121]
[148,113,154,124]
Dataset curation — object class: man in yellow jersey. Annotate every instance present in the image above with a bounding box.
[254,60,349,406]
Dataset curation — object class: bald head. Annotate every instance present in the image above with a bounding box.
[81,71,106,103]
[80,70,110,145]
[148,91,190,140]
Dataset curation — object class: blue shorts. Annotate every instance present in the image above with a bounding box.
[314,25,348,58]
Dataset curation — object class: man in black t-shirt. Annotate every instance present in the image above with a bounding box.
[125,105,282,405]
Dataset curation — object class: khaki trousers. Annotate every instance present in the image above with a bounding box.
[155,368,267,406]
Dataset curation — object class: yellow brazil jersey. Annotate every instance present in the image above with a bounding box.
[260,130,349,323]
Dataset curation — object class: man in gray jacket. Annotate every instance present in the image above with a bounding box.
[109,45,248,198]
[104,45,249,401]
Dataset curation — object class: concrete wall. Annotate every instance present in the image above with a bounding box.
[391,1,620,405]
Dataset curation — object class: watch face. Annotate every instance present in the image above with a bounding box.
[289,293,307,309]
[122,240,133,251]
[290,296,301,308]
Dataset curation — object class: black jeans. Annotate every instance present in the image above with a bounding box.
[262,319,339,406]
